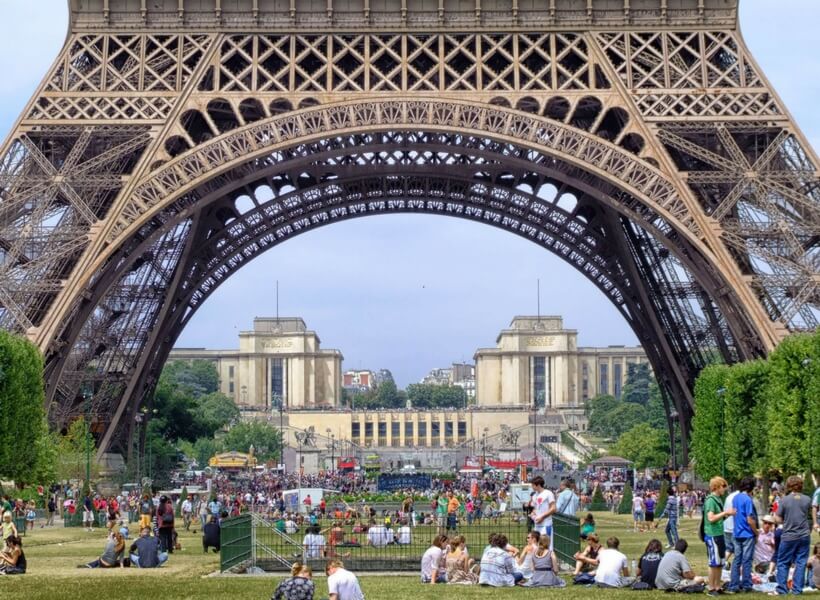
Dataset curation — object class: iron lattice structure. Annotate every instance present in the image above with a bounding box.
[0,0,817,461]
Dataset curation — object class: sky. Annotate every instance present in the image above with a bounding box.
[1,1,818,387]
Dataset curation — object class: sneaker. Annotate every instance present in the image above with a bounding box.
[708,591,721,597]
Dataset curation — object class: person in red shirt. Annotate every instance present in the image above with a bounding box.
[319,499,326,515]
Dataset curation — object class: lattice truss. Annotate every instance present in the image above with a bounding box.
[1,16,817,452]
[201,32,609,93]
[63,130,746,452]
[0,126,151,332]
[596,30,779,119]
[594,29,819,329]
[657,124,820,329]
[47,222,192,430]
[28,34,212,122]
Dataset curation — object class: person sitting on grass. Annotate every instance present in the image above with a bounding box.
[573,532,601,576]
[396,520,412,545]
[655,539,706,592]
[524,534,565,588]
[365,519,391,548]
[420,534,448,584]
[635,538,664,589]
[478,533,523,587]
[580,513,596,540]
[82,531,126,568]
[594,536,633,588]
[515,530,540,581]
[129,526,168,568]
[446,535,478,584]
[271,561,314,600]
[302,525,326,559]
[326,559,365,600]
[0,536,26,574]
[203,515,220,553]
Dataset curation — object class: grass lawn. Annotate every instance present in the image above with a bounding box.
[4,512,713,599]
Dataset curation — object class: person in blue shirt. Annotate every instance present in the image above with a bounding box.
[659,487,680,548]
[727,477,758,593]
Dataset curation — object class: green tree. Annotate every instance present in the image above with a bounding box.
[764,332,819,476]
[656,479,669,515]
[374,380,406,409]
[589,485,608,511]
[55,417,100,484]
[159,359,219,398]
[723,360,770,483]
[622,363,652,406]
[406,383,434,409]
[617,482,633,514]
[691,364,731,480]
[0,331,48,484]
[222,421,282,462]
[586,395,617,434]
[197,392,240,431]
[610,423,669,469]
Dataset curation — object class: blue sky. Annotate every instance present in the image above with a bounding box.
[1,1,818,386]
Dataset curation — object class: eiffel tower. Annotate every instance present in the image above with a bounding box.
[0,0,817,462]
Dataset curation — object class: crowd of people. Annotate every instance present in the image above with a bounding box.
[1,466,818,600]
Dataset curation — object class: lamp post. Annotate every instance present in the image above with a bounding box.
[802,358,814,481]
[272,393,285,473]
[716,388,726,478]
[83,389,92,489]
[481,427,489,466]
[326,428,336,473]
[134,412,144,485]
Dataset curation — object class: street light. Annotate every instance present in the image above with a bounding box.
[326,428,336,473]
[481,427,489,466]
[716,388,726,478]
[134,412,144,485]
[272,393,285,473]
[82,388,93,490]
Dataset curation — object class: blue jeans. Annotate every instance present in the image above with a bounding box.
[729,536,754,592]
[665,519,679,546]
[775,536,810,595]
[130,552,168,568]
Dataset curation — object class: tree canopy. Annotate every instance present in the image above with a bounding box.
[0,331,49,484]
[691,330,820,480]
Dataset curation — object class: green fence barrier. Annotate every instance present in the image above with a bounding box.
[63,512,84,528]
[552,513,580,566]
[220,513,253,571]
[14,517,25,537]
[222,510,581,573]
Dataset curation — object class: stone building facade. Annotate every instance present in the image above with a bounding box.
[169,317,342,411]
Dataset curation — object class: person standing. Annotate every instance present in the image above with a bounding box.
[156,495,175,554]
[659,487,680,548]
[181,495,193,531]
[45,495,57,527]
[812,483,820,536]
[702,477,735,596]
[556,478,580,517]
[632,493,645,532]
[530,476,556,549]
[723,486,740,570]
[773,475,812,596]
[727,477,758,594]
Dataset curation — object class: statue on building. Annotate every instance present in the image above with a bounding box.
[499,424,521,447]
[295,426,317,448]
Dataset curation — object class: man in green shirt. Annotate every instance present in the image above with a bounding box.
[703,476,736,596]
[435,494,447,535]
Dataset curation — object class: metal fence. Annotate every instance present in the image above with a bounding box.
[220,513,253,571]
[221,510,579,573]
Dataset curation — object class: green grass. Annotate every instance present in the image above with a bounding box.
[4,513,711,599]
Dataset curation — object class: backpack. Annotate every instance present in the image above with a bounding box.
[699,494,723,542]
